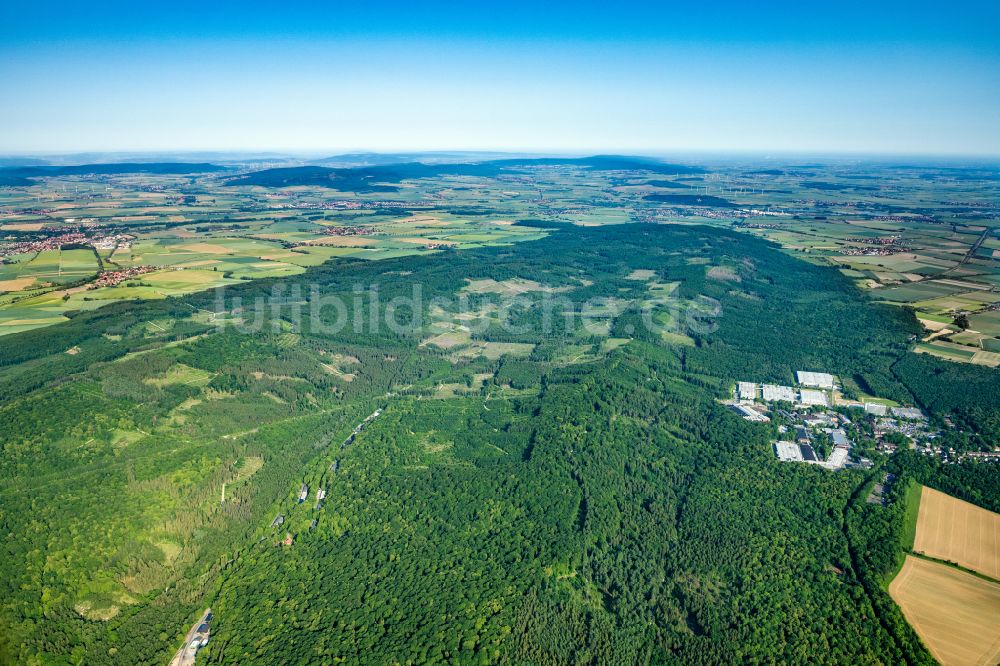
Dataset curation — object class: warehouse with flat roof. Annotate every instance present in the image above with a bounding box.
[762,384,796,402]
[796,371,836,389]
[891,406,925,420]
[823,447,849,470]
[775,441,803,462]
[799,389,828,407]
[864,403,888,416]
[737,381,759,401]
[731,404,770,422]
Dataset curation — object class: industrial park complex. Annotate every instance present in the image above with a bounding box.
[727,371,938,471]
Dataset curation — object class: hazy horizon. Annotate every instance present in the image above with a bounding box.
[2,149,999,164]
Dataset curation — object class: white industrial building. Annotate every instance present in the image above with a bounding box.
[891,406,925,420]
[737,381,759,401]
[822,447,849,470]
[774,441,804,462]
[864,403,888,416]
[796,371,836,389]
[732,404,770,422]
[798,389,828,407]
[774,439,850,470]
[762,384,796,402]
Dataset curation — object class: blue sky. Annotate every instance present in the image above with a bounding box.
[2,1,999,155]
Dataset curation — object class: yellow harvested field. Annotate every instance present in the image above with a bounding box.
[0,317,66,327]
[918,317,953,332]
[970,351,1000,368]
[889,556,1000,666]
[1,222,46,231]
[180,242,234,254]
[914,486,1000,579]
[0,276,37,292]
[179,259,221,267]
[395,237,457,245]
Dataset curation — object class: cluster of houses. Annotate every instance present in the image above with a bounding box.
[1,229,131,262]
[89,265,156,288]
[267,199,411,211]
[322,225,379,237]
[0,231,88,258]
[91,233,133,251]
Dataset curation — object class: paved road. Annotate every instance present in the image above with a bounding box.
[168,608,211,666]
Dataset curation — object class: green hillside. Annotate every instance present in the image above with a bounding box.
[0,223,950,663]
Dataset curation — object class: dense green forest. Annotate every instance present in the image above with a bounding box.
[0,223,994,664]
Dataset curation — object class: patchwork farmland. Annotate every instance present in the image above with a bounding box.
[890,486,1000,666]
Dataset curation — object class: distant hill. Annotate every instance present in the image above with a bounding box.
[646,179,691,189]
[644,193,738,208]
[0,157,51,167]
[0,174,35,187]
[315,151,536,167]
[482,155,707,174]
[227,155,707,191]
[2,162,225,177]
[0,163,226,187]
[225,165,404,192]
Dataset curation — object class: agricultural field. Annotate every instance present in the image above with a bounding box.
[889,556,1000,666]
[677,163,1000,366]
[3,156,999,369]
[0,157,992,373]
[912,486,1000,580]
[887,485,1000,666]
[0,164,553,334]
